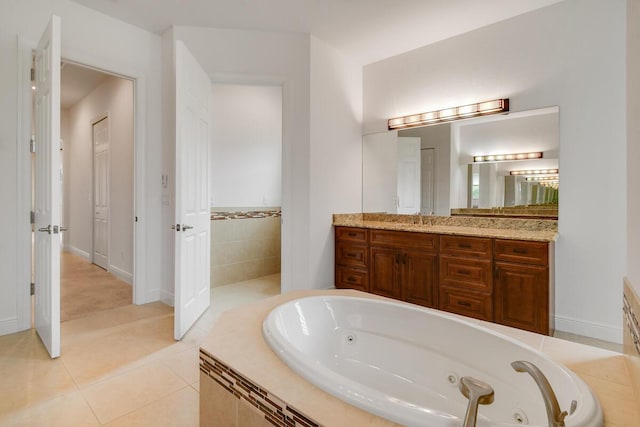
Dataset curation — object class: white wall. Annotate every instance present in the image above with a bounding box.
[309,35,363,289]
[66,76,134,283]
[363,0,627,342]
[363,131,399,213]
[210,84,282,208]
[0,0,163,334]
[628,0,640,294]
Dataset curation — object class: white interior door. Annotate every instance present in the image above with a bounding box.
[396,137,421,214]
[34,15,61,358]
[420,148,435,214]
[174,41,211,340]
[93,117,109,270]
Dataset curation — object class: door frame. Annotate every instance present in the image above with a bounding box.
[15,38,149,331]
[91,113,110,270]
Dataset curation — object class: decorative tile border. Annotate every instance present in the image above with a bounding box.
[200,349,321,427]
[623,292,640,356]
[211,210,282,221]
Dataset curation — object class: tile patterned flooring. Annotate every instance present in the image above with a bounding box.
[0,275,280,426]
[0,268,624,426]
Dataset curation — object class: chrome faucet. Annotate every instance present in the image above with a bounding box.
[458,376,494,427]
[511,361,571,427]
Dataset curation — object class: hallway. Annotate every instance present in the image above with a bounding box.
[61,252,132,322]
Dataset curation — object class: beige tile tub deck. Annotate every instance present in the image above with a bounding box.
[200,289,638,427]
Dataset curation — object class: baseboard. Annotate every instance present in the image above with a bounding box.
[0,317,18,336]
[63,245,90,260]
[159,289,175,307]
[109,264,133,285]
[554,314,623,344]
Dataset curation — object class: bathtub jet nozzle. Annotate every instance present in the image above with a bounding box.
[459,376,495,427]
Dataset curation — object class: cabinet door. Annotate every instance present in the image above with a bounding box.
[494,261,549,334]
[402,249,437,308]
[370,246,401,299]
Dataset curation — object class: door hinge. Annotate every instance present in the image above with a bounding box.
[30,211,35,225]
[30,136,35,153]
[30,282,35,296]
[30,67,35,83]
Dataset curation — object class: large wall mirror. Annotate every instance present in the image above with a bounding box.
[362,106,559,217]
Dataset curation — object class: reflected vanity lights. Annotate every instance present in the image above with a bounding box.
[525,176,559,182]
[510,169,559,176]
[388,98,509,130]
[473,152,543,163]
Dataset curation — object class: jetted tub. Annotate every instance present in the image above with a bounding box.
[262,296,603,427]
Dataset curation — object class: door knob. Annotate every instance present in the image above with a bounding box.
[182,224,194,231]
[60,226,68,232]
[38,225,52,234]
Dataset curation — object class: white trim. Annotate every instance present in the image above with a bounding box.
[554,314,623,344]
[15,36,35,334]
[0,318,19,336]
[159,289,174,307]
[108,264,133,285]
[63,245,91,261]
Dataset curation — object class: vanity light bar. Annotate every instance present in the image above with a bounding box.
[525,176,559,182]
[388,98,509,130]
[473,152,543,163]
[510,169,559,176]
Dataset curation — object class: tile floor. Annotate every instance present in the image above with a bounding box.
[0,274,280,426]
[0,272,624,426]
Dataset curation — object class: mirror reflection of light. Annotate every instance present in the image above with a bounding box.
[294,302,310,336]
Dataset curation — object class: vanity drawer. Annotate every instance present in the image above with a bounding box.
[440,235,492,259]
[336,227,368,243]
[335,267,368,292]
[439,287,493,322]
[494,239,548,265]
[439,256,492,292]
[370,230,438,252]
[335,242,368,269]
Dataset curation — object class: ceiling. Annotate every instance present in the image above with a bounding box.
[71,0,564,66]
[60,62,110,108]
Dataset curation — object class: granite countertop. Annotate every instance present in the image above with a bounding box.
[200,290,638,427]
[333,213,558,242]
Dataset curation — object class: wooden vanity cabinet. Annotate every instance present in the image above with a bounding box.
[494,239,550,335]
[439,235,493,321]
[335,227,369,292]
[369,230,438,308]
[334,226,553,335]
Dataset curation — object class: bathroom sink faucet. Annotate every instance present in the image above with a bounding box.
[511,361,570,427]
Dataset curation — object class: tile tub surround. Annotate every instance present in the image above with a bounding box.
[333,213,558,242]
[199,290,639,427]
[211,208,281,287]
[623,278,640,406]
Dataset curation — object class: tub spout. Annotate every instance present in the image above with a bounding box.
[458,376,494,427]
[511,360,568,427]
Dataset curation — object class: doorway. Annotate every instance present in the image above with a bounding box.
[56,61,134,321]
[209,83,283,294]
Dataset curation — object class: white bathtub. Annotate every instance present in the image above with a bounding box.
[262,296,603,427]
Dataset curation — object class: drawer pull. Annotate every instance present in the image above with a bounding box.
[513,248,528,254]
[347,276,357,283]
[457,301,472,307]
[458,243,472,249]
[348,232,357,237]
[457,269,471,275]
[346,252,357,258]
